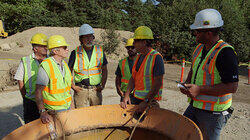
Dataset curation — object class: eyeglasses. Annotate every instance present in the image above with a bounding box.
[126,46,135,50]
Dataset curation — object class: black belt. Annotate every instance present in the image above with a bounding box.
[75,83,99,89]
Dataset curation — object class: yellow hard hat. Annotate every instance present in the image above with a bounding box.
[126,38,134,47]
[30,33,47,45]
[47,35,69,50]
[134,26,154,40]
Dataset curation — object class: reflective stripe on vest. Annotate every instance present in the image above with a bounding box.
[73,45,103,85]
[41,57,72,110]
[22,55,39,101]
[132,49,163,100]
[119,57,132,92]
[190,40,234,111]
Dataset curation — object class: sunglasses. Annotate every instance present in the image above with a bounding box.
[126,46,135,50]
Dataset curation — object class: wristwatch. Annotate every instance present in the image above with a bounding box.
[39,109,46,114]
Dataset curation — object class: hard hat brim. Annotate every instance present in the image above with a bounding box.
[190,23,224,30]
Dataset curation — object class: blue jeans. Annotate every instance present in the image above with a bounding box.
[183,104,232,140]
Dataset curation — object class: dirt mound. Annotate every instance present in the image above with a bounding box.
[0,26,133,91]
[0,26,133,60]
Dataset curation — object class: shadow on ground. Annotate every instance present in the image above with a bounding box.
[0,104,23,139]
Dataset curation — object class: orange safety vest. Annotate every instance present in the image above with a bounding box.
[132,49,163,100]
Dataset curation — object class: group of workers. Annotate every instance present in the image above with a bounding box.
[14,9,238,140]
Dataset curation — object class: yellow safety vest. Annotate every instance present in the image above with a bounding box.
[41,57,72,110]
[190,40,234,111]
[22,54,39,101]
[73,45,104,85]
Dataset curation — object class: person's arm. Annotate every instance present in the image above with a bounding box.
[14,60,26,98]
[120,77,134,108]
[115,75,124,97]
[17,80,26,98]
[185,82,238,98]
[101,65,108,89]
[68,50,76,72]
[145,75,163,102]
[70,89,75,109]
[35,84,52,124]
[97,53,108,92]
[35,67,52,124]
[115,64,124,97]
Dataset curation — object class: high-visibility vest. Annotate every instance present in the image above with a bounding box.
[118,57,132,92]
[41,57,72,110]
[22,54,39,101]
[73,45,104,85]
[132,49,163,100]
[190,40,235,111]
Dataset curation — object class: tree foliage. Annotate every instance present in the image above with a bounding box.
[0,0,248,62]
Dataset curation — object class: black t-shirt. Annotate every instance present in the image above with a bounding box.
[68,47,108,86]
[200,47,239,83]
[135,54,165,76]
[115,58,134,77]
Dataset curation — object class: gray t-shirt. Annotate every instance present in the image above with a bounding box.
[36,57,65,86]
[14,53,41,81]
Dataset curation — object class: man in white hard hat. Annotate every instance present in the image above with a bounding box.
[179,9,238,140]
[14,33,48,123]
[68,24,108,108]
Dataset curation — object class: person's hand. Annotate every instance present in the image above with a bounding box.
[180,87,190,95]
[185,84,200,98]
[136,101,148,113]
[40,111,53,124]
[119,91,125,98]
[96,85,103,92]
[73,86,83,93]
[70,102,75,109]
[120,94,131,109]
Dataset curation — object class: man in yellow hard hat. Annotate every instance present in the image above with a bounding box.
[68,24,108,108]
[115,38,137,101]
[120,26,165,112]
[179,9,238,140]
[35,35,73,124]
[14,33,48,124]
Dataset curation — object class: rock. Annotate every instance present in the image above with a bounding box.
[0,43,11,51]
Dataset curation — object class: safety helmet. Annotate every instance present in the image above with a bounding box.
[126,38,134,47]
[134,26,154,40]
[190,9,224,30]
[47,35,69,50]
[79,24,94,36]
[30,33,47,46]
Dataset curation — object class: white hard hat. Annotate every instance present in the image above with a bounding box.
[190,9,224,30]
[79,24,94,36]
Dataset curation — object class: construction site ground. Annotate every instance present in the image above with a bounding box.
[0,27,249,139]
